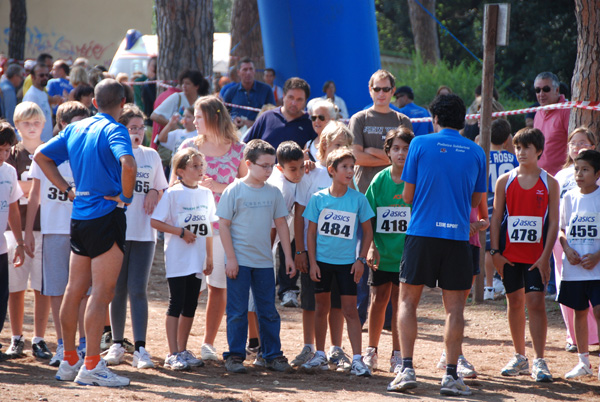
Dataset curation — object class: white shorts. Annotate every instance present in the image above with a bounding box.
[6,230,43,293]
[206,233,226,289]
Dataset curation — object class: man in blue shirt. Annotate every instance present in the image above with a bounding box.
[388,94,486,396]
[223,57,275,129]
[35,79,136,387]
[395,86,434,136]
[0,64,24,127]
[47,60,73,115]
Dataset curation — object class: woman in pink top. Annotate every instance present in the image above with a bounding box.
[177,96,247,362]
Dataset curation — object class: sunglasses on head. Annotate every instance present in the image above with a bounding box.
[372,86,393,93]
[310,114,326,122]
[534,86,552,93]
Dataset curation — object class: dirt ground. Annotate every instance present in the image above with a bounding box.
[1,239,600,401]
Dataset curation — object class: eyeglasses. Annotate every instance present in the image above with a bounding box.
[310,115,326,122]
[36,73,49,78]
[128,126,145,132]
[534,86,552,93]
[569,141,593,148]
[371,87,393,93]
[254,163,275,171]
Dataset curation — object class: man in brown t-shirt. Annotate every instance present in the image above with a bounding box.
[350,70,413,193]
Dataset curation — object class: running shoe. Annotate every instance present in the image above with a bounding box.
[328,346,351,372]
[50,344,64,367]
[350,358,372,377]
[363,346,378,371]
[484,287,495,301]
[440,374,472,396]
[531,358,553,382]
[291,346,314,367]
[56,358,84,381]
[246,344,260,356]
[390,351,402,373]
[164,353,188,370]
[493,277,506,295]
[501,354,529,376]
[387,367,417,392]
[458,355,477,379]
[565,362,593,379]
[121,338,135,353]
[180,350,204,367]
[100,330,112,352]
[201,343,220,361]
[437,351,447,369]
[225,355,247,373]
[32,340,53,359]
[74,359,130,387]
[565,342,578,353]
[253,354,266,367]
[281,290,299,307]
[103,343,126,366]
[301,353,329,371]
[266,356,293,372]
[6,337,25,358]
[132,347,155,369]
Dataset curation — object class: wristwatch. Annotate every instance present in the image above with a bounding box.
[489,249,500,256]
[357,257,367,264]
[295,250,307,255]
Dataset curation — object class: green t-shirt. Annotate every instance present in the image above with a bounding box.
[365,167,411,272]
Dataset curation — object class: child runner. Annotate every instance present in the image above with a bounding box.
[293,121,354,370]
[103,104,168,369]
[558,149,600,379]
[25,101,90,367]
[554,127,599,352]
[490,127,559,382]
[0,122,26,360]
[302,147,375,377]
[5,101,50,359]
[151,147,217,370]
[157,106,196,155]
[218,139,295,374]
[364,127,413,373]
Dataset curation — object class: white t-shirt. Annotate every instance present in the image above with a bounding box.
[0,163,23,253]
[126,146,169,242]
[22,86,54,142]
[560,186,600,280]
[152,183,218,278]
[153,92,190,120]
[29,160,73,235]
[163,128,196,152]
[266,168,296,239]
[295,162,331,244]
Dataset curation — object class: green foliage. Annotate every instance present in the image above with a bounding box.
[214,0,233,32]
[374,0,414,55]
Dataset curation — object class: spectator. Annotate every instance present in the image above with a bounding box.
[436,85,453,96]
[305,99,337,161]
[22,64,53,142]
[263,68,283,106]
[73,84,96,116]
[47,60,73,114]
[23,53,53,97]
[307,80,349,120]
[0,64,25,126]
[394,86,434,136]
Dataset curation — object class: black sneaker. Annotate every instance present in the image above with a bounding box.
[32,340,53,359]
[6,337,25,358]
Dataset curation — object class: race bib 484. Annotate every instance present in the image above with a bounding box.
[317,208,356,239]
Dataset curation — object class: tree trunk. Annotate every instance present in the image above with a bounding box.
[155,0,214,84]
[229,0,264,76]
[570,0,600,133]
[8,0,26,61]
[407,0,440,64]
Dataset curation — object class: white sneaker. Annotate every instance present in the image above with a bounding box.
[201,343,220,361]
[437,351,447,369]
[458,355,477,378]
[388,367,417,392]
[350,357,372,377]
[55,357,83,381]
[390,351,402,373]
[50,344,64,367]
[484,287,495,300]
[164,353,188,370]
[103,343,126,366]
[132,347,154,369]
[301,353,329,371]
[75,359,130,387]
[565,362,593,379]
[440,374,472,396]
[281,290,299,307]
[180,349,204,367]
[363,347,378,370]
[493,277,506,295]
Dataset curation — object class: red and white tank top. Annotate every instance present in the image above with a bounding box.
[503,169,549,264]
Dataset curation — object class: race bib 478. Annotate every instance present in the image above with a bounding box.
[507,216,542,243]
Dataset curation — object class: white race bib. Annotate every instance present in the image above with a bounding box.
[177,211,212,237]
[567,212,600,241]
[317,208,356,239]
[376,206,410,233]
[134,167,152,194]
[45,177,74,204]
[507,216,542,243]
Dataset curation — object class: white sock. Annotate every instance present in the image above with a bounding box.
[315,350,326,358]
[578,352,590,367]
[305,344,316,353]
[353,354,361,361]
[32,336,44,345]
[11,335,22,342]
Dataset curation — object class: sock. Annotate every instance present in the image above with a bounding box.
[135,341,145,352]
[352,354,361,361]
[113,339,124,346]
[64,350,79,366]
[402,357,413,370]
[85,354,101,370]
[578,352,591,367]
[305,344,316,353]
[11,335,23,342]
[315,350,326,358]
[103,326,111,334]
[32,336,44,345]
[57,338,63,346]
[248,338,259,349]
[446,364,458,380]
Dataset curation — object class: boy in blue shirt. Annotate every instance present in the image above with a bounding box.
[217,139,296,374]
[302,147,374,377]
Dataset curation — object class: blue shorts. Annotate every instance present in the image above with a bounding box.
[558,280,600,310]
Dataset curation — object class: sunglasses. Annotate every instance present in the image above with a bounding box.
[310,114,326,122]
[534,86,552,93]
[372,86,393,93]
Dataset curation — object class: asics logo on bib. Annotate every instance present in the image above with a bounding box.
[184,214,206,223]
[571,215,596,224]
[324,212,350,222]
[512,218,538,227]
[382,209,407,218]
[136,172,150,178]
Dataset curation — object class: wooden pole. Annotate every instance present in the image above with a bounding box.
[474,4,498,303]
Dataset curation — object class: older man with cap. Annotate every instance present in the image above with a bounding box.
[394,86,434,136]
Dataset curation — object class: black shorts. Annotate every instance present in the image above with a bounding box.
[502,262,544,294]
[399,235,473,291]
[315,261,357,296]
[470,245,481,276]
[70,207,126,258]
[300,272,342,311]
[558,280,600,310]
[368,269,400,287]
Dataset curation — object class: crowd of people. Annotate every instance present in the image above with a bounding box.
[0,52,599,398]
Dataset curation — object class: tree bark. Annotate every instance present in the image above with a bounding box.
[8,0,27,61]
[155,0,214,84]
[407,0,440,64]
[570,0,600,133]
[229,0,264,76]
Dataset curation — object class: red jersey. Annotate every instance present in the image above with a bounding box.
[503,169,549,264]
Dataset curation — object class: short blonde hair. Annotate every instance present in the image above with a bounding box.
[13,101,45,124]
[317,121,354,161]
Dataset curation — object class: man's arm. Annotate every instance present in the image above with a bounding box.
[352,144,390,167]
[402,182,415,204]
[471,192,485,208]
[119,155,137,199]
[33,151,73,199]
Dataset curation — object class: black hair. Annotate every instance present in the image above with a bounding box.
[73,84,94,101]
[276,141,304,166]
[243,139,276,163]
[0,121,17,146]
[94,79,125,110]
[429,94,466,130]
[283,77,310,99]
[575,149,600,173]
[54,61,70,76]
[238,57,253,68]
[36,53,53,64]
[178,69,209,96]
[264,68,275,75]
[491,119,512,145]
[384,127,414,156]
[513,127,545,159]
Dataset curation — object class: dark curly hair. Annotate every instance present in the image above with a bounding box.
[429,94,466,130]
